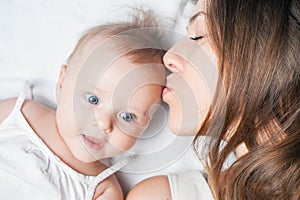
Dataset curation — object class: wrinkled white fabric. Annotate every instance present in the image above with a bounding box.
[168,171,214,200]
[0,91,128,200]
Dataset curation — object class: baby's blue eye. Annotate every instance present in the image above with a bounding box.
[119,112,135,122]
[85,94,99,105]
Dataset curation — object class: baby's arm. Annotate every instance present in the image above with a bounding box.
[93,174,123,200]
[126,175,172,200]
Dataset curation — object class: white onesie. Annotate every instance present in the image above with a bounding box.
[0,91,130,200]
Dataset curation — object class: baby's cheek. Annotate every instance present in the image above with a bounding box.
[73,103,96,132]
[115,116,147,138]
[110,130,138,152]
[150,84,164,103]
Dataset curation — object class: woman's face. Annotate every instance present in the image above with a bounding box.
[162,1,218,136]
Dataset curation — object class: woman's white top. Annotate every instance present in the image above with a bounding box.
[0,91,130,200]
[167,135,237,200]
[168,171,214,200]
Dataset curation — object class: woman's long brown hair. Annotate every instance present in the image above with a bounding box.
[194,0,300,199]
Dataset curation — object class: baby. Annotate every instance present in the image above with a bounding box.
[0,10,165,200]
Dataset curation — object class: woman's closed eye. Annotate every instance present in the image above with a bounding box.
[190,36,203,41]
[119,112,136,122]
[85,94,100,105]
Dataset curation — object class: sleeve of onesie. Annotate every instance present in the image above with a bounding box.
[167,171,214,200]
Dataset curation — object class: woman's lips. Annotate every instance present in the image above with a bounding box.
[81,135,104,150]
[163,74,176,97]
[162,87,171,96]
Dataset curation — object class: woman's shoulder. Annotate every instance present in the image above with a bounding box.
[126,171,214,200]
[126,175,171,200]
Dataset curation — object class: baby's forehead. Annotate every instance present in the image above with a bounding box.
[70,35,111,68]
[68,25,166,71]
[95,57,164,87]
[73,50,165,95]
[71,37,164,72]
[68,28,166,89]
[75,35,164,72]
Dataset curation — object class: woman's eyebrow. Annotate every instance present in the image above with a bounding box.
[189,11,205,25]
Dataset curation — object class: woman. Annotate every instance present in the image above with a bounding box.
[127,0,300,199]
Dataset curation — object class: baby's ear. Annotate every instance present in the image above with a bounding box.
[56,65,67,102]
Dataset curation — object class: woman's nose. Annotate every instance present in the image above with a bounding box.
[96,111,113,134]
[163,49,184,73]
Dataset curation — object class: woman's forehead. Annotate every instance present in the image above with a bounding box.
[189,0,206,26]
[195,0,205,13]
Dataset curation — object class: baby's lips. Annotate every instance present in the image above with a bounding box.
[81,134,105,150]
[83,135,102,143]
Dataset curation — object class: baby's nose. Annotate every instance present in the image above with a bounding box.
[95,111,113,134]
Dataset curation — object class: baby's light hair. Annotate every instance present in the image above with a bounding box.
[67,8,166,67]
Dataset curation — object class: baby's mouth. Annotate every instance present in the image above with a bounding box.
[81,134,104,150]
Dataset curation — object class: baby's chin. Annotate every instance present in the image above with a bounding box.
[91,145,130,160]
[71,148,114,163]
[70,147,100,163]
[66,138,104,163]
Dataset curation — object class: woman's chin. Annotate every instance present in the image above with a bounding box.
[167,109,197,137]
[164,90,200,136]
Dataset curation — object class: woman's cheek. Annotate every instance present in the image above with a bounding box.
[163,90,200,136]
[163,91,182,134]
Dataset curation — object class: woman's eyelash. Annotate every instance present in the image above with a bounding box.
[190,36,203,40]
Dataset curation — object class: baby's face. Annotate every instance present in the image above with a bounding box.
[56,55,165,163]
